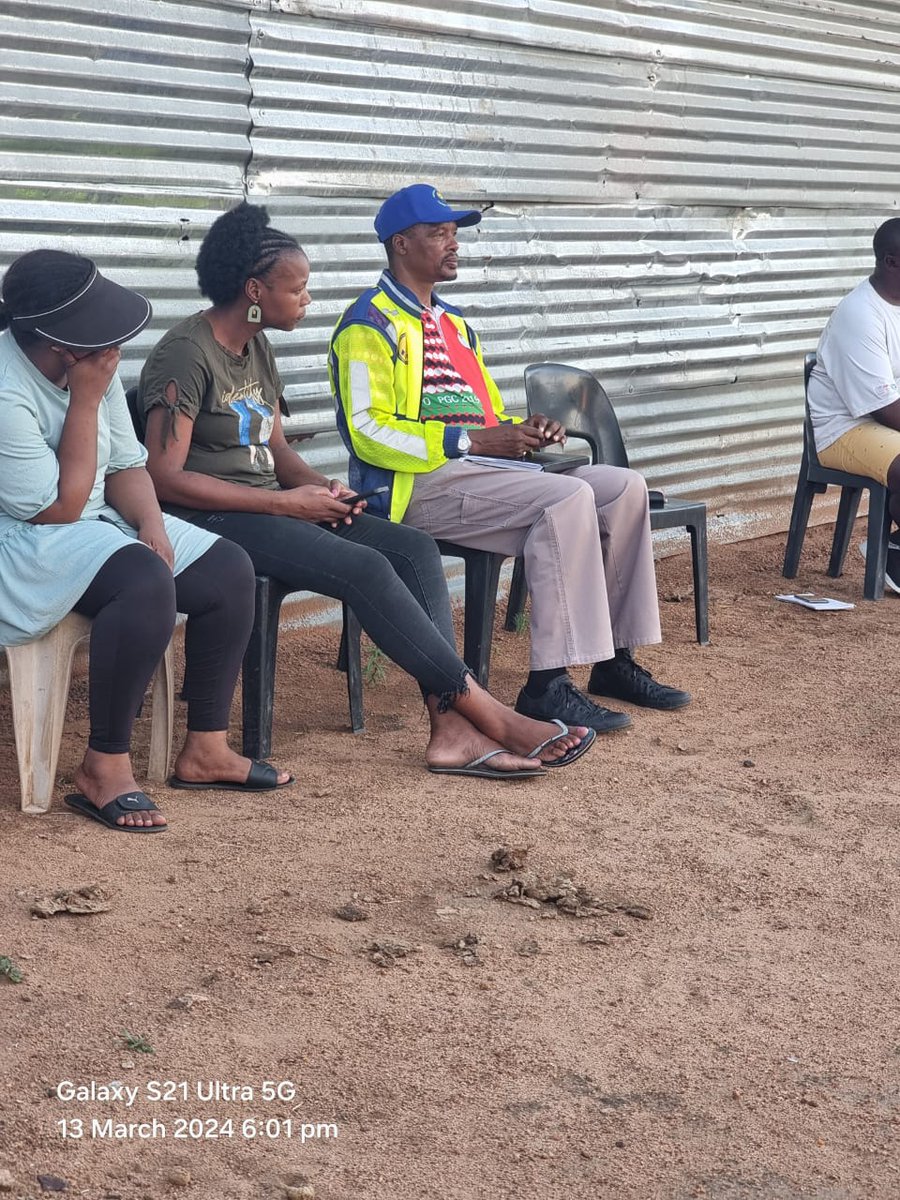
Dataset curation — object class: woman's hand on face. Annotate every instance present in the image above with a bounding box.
[278,483,361,526]
[138,519,175,571]
[62,347,121,401]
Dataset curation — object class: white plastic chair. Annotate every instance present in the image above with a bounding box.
[3,612,174,814]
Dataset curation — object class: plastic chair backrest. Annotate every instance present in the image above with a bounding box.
[803,351,820,469]
[523,362,629,467]
[124,385,144,441]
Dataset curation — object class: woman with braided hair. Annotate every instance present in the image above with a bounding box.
[139,202,596,777]
[0,248,291,833]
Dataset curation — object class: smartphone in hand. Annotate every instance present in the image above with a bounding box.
[339,485,389,505]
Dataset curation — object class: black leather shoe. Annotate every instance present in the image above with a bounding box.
[588,650,691,710]
[515,674,632,734]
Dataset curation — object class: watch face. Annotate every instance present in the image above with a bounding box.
[459,432,471,452]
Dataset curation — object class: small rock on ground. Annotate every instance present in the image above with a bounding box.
[490,845,529,871]
[335,903,369,922]
[37,1176,68,1193]
[30,885,111,918]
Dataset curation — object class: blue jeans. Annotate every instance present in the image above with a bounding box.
[187,510,468,702]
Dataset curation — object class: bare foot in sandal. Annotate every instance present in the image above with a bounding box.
[425,707,543,777]
[171,731,292,791]
[70,750,167,829]
[442,678,592,765]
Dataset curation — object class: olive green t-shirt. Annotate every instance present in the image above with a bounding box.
[138,313,287,501]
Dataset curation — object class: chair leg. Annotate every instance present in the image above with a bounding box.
[688,518,710,646]
[782,476,818,579]
[826,486,862,578]
[462,554,504,687]
[242,577,285,760]
[6,615,89,814]
[342,604,365,733]
[335,623,348,672]
[863,487,891,601]
[147,640,175,784]
[503,556,528,631]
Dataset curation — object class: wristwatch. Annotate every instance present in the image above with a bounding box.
[457,430,471,456]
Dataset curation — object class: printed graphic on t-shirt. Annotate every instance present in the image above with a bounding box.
[221,380,274,473]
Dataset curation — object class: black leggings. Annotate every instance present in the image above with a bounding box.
[189,510,469,703]
[73,539,255,754]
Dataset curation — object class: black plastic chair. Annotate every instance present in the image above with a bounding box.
[246,578,364,758]
[123,386,365,755]
[782,353,890,600]
[433,540,508,687]
[504,363,710,645]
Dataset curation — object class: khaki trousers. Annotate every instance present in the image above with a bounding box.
[403,461,662,669]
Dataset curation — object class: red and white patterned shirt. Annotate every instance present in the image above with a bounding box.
[418,305,498,429]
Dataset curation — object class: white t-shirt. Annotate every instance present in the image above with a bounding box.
[808,280,900,451]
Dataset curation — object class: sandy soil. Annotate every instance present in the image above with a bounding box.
[1,520,899,1200]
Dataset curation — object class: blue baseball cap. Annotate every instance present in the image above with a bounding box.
[374,184,483,243]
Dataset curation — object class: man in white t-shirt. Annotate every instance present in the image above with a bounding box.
[808,217,900,589]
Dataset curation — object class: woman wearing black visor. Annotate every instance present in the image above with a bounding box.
[0,249,291,832]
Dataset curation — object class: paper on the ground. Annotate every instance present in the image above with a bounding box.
[462,455,543,471]
[775,593,855,611]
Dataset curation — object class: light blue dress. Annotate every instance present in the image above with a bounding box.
[0,331,217,647]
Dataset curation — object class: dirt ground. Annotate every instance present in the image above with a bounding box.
[2,519,899,1200]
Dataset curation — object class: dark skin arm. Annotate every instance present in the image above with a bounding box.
[143,384,365,525]
[104,466,174,570]
[269,408,331,488]
[268,405,368,522]
[467,413,566,458]
[873,398,900,433]
[29,348,120,525]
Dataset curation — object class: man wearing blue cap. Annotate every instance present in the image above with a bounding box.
[329,184,690,731]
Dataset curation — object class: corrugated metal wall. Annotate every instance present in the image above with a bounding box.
[0,0,251,417]
[2,0,898,536]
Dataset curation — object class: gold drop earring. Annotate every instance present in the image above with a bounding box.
[247,301,262,324]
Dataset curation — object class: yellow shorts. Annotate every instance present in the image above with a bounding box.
[817,419,900,486]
